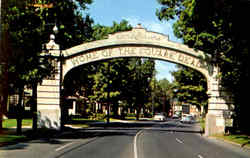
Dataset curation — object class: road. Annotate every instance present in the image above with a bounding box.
[1,119,250,158]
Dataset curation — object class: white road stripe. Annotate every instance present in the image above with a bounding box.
[176,138,184,144]
[55,142,74,151]
[198,154,204,158]
[134,130,143,158]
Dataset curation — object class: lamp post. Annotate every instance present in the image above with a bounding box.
[151,77,155,116]
[52,24,65,129]
[106,62,110,124]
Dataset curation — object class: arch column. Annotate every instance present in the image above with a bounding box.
[37,36,61,129]
[205,66,228,136]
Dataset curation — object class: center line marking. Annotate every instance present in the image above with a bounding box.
[176,138,184,144]
[55,142,74,151]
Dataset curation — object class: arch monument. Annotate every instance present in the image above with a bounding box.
[37,25,231,136]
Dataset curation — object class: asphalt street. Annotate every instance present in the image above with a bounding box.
[0,119,250,158]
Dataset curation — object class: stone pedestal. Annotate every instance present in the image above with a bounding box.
[205,113,225,136]
[37,79,61,129]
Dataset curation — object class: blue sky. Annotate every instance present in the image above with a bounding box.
[86,0,182,82]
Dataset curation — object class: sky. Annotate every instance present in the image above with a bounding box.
[86,0,182,82]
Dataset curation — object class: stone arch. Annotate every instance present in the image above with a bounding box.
[37,26,230,136]
[62,27,210,78]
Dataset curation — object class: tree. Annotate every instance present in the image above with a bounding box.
[171,66,208,112]
[0,0,93,134]
[157,0,250,133]
[1,0,49,134]
[126,58,155,120]
[63,20,133,121]
[91,20,132,41]
[43,0,94,49]
[157,78,174,115]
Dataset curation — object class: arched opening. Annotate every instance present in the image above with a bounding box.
[37,27,229,136]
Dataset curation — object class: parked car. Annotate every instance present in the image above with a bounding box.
[172,114,180,119]
[180,114,194,123]
[153,113,167,121]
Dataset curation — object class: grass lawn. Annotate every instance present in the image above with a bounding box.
[0,134,26,144]
[0,119,32,145]
[214,134,250,147]
[72,118,105,122]
[199,118,205,132]
[3,119,33,128]
[125,116,136,120]
[200,118,250,147]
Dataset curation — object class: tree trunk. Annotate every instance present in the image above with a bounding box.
[0,94,7,130]
[113,101,119,118]
[0,100,3,129]
[136,104,141,121]
[0,32,9,130]
[31,83,37,132]
[16,86,24,135]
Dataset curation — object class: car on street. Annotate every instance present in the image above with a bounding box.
[180,114,194,123]
[153,113,167,121]
[172,114,180,119]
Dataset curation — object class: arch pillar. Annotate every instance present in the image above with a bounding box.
[205,66,228,136]
[37,36,61,129]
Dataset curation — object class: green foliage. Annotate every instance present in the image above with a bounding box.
[0,0,94,132]
[2,1,44,88]
[63,21,134,118]
[157,0,250,133]
[91,20,132,41]
[1,0,94,89]
[171,66,208,109]
[153,78,174,113]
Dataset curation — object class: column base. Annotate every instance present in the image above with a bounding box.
[38,109,61,130]
[205,113,225,136]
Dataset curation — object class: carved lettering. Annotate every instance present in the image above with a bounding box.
[140,47,152,55]
[128,47,136,55]
[70,46,203,70]
[86,51,99,60]
[119,47,136,56]
[115,32,164,41]
[102,49,112,57]
[71,57,79,66]
[190,58,196,66]
[196,61,201,68]
[163,49,175,60]
[152,48,161,56]
[178,54,184,62]
[79,55,85,62]
[184,56,190,64]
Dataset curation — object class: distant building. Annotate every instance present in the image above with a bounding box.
[7,88,32,118]
[172,102,200,118]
